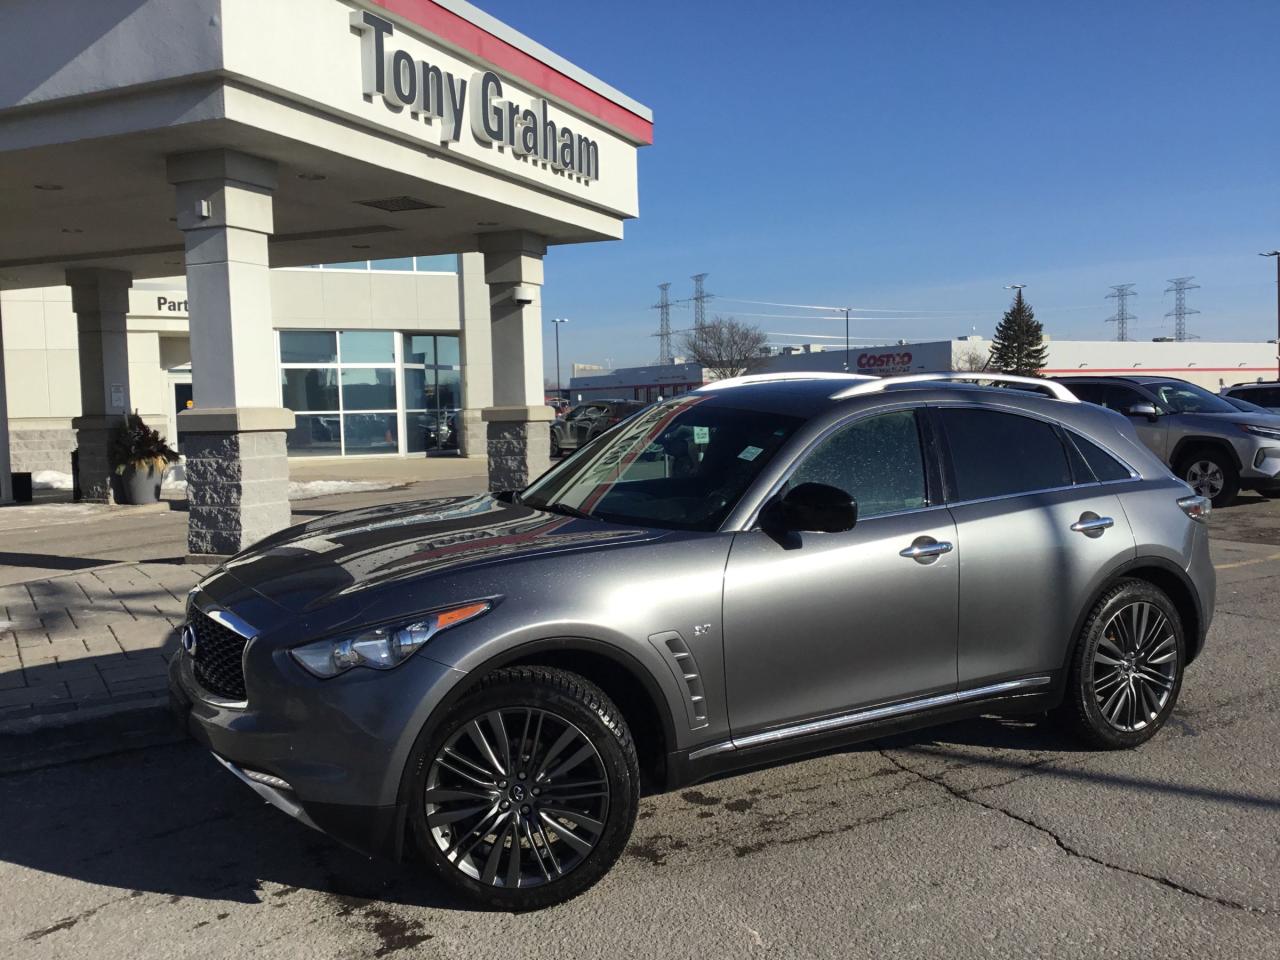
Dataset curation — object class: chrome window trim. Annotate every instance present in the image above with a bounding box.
[688,675,1052,760]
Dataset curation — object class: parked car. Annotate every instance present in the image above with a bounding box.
[1221,380,1280,414]
[171,371,1214,910]
[1053,375,1280,505]
[550,399,646,457]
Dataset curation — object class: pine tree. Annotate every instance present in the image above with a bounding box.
[988,289,1048,376]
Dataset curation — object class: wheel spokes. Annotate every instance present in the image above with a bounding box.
[426,706,610,889]
[1093,601,1180,732]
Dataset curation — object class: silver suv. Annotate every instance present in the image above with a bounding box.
[170,372,1215,910]
[1055,375,1280,506]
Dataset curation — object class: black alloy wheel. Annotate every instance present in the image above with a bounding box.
[409,667,639,910]
[1058,579,1185,749]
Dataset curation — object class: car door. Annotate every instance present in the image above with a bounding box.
[934,404,1137,688]
[723,406,959,736]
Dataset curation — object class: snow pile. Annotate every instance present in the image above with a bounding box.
[32,470,74,491]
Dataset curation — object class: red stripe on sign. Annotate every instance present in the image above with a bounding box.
[368,0,654,144]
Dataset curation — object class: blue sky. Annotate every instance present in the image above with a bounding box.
[475,0,1280,378]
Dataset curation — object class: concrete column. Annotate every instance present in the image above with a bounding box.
[67,268,133,503]
[478,232,553,491]
[168,149,293,558]
[456,252,493,459]
[0,301,12,504]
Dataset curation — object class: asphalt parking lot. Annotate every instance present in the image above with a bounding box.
[2,496,1278,959]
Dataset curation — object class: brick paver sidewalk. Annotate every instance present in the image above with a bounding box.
[0,562,213,724]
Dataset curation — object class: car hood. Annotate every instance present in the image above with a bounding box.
[217,494,665,615]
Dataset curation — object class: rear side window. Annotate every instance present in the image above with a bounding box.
[938,408,1071,501]
[787,410,928,518]
[1233,386,1280,407]
[1068,432,1134,482]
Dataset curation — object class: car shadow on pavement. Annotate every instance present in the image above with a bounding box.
[0,738,481,916]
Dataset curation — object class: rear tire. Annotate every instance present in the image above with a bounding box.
[1057,579,1185,750]
[1175,447,1239,508]
[407,666,640,911]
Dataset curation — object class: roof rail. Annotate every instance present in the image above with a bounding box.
[830,372,1080,402]
[696,372,877,392]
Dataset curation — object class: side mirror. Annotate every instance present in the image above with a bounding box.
[1126,402,1159,422]
[762,482,857,533]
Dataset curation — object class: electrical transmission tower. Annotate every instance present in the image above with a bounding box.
[652,282,672,363]
[690,273,712,329]
[1164,277,1200,341]
[1105,283,1137,342]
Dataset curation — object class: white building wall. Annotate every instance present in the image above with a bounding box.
[2,258,495,471]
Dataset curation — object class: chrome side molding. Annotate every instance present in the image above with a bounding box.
[688,675,1052,761]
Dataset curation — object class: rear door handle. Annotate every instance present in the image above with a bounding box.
[899,537,953,563]
[1070,514,1114,537]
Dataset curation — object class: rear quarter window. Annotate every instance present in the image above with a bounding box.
[1067,431,1134,483]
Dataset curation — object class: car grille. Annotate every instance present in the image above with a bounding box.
[189,609,249,701]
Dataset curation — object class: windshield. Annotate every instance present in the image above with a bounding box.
[521,396,802,531]
[1150,382,1238,415]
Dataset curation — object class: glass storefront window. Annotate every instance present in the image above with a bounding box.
[280,368,339,411]
[342,414,399,453]
[326,261,369,271]
[279,329,462,457]
[415,255,458,272]
[369,257,415,271]
[339,330,395,363]
[280,331,337,364]
[341,368,396,410]
[286,414,342,457]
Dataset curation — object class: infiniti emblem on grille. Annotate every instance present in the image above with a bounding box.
[181,624,198,657]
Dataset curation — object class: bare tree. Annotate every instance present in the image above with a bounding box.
[953,344,991,372]
[679,315,768,380]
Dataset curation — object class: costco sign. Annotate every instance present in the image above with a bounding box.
[856,350,914,373]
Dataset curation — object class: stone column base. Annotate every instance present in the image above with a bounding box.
[179,407,294,557]
[482,405,554,491]
[72,415,121,503]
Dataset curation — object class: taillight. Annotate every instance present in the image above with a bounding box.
[1177,494,1211,522]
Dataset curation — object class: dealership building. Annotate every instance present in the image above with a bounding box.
[0,0,652,554]
[568,336,1280,401]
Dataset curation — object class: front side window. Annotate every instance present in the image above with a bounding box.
[1151,381,1242,415]
[786,410,928,518]
[521,397,801,531]
[939,407,1071,501]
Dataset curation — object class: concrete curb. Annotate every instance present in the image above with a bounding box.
[0,701,184,775]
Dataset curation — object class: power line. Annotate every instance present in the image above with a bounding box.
[1164,277,1200,341]
[1105,283,1137,342]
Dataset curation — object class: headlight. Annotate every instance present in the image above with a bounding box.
[290,601,491,678]
[1237,423,1280,441]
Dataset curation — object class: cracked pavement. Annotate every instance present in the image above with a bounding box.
[2,501,1279,958]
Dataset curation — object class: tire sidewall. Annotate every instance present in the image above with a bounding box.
[407,671,639,910]
[1071,581,1186,749]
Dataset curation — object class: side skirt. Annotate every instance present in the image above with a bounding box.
[665,675,1060,790]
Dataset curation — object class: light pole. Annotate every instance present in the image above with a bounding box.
[1260,252,1280,379]
[841,307,851,371]
[551,316,569,399]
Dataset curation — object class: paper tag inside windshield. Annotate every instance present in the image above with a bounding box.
[738,445,763,461]
[693,425,710,444]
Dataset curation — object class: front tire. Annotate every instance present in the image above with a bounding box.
[408,666,639,911]
[1058,579,1185,749]
[1176,448,1239,507]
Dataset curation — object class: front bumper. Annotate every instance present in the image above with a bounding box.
[1238,441,1280,487]
[169,627,468,859]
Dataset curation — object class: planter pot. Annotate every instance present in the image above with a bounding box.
[117,462,166,505]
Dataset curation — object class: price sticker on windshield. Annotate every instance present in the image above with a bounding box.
[693,425,710,444]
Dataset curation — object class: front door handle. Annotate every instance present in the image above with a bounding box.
[899,537,953,564]
[1070,514,1114,537]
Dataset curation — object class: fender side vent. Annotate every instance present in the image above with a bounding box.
[648,631,708,729]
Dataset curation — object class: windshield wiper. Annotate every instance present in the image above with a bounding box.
[527,499,593,520]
